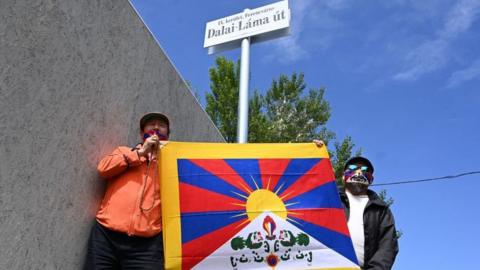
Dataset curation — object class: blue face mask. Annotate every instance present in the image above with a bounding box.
[143,130,168,141]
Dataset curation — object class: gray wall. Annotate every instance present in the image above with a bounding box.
[0,0,224,268]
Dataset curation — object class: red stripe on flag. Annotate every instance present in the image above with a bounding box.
[190,159,253,194]
[258,159,291,192]
[180,182,246,213]
[182,219,249,270]
[289,208,350,236]
[280,159,335,201]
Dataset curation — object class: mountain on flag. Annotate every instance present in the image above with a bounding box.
[159,142,360,270]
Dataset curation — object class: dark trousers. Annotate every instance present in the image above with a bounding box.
[84,221,164,270]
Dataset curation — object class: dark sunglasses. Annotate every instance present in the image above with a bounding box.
[344,164,374,182]
[345,164,370,172]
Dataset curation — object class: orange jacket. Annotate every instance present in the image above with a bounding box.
[96,145,161,237]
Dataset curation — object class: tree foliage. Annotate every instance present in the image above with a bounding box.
[205,57,240,142]
[205,57,356,180]
[262,73,333,143]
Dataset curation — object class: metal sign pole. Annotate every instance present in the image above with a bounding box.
[237,37,250,143]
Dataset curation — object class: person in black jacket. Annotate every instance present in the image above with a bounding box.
[314,141,399,268]
[339,156,399,270]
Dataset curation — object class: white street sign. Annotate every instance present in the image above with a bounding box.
[204,0,290,52]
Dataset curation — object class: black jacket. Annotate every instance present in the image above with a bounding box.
[339,189,399,270]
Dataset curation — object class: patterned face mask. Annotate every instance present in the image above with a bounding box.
[344,164,373,185]
[143,129,169,141]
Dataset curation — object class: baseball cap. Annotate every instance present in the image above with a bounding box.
[344,156,374,173]
[139,112,170,131]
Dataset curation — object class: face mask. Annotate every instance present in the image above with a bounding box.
[143,130,168,141]
[346,174,370,185]
[343,165,373,195]
[345,182,369,195]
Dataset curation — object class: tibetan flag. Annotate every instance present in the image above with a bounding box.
[159,142,360,270]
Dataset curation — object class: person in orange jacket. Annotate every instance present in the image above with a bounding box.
[84,112,170,270]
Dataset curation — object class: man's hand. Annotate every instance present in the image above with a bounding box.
[313,139,325,147]
[137,135,160,157]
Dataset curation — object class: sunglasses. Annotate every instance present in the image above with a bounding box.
[345,164,370,172]
[344,164,374,182]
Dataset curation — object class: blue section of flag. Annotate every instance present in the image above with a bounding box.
[285,181,343,209]
[289,216,359,265]
[224,159,262,190]
[181,210,246,243]
[177,159,248,201]
[274,158,321,194]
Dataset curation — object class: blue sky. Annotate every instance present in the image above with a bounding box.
[130,0,480,268]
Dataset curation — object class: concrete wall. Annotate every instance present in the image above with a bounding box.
[0,0,224,268]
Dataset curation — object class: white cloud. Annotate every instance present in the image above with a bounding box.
[393,39,449,80]
[393,0,480,81]
[266,0,349,64]
[271,0,313,63]
[441,0,480,38]
[447,58,480,88]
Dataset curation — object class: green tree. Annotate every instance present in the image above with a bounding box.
[378,190,394,207]
[205,57,240,142]
[205,56,356,172]
[263,73,334,143]
[248,90,270,142]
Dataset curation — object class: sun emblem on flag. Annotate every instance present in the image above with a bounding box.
[230,174,305,228]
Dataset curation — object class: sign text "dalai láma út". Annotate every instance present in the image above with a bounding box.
[203,1,290,48]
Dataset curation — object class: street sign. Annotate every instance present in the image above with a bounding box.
[204,0,290,54]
